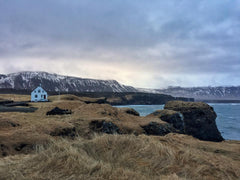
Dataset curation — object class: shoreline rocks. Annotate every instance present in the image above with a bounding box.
[141,122,176,136]
[146,109,184,132]
[164,101,224,142]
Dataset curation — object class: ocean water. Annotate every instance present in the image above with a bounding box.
[116,104,240,140]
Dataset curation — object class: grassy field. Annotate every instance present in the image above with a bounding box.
[0,94,239,180]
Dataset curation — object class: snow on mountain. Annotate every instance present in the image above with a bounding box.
[0,71,137,92]
[138,86,240,100]
[1,71,239,99]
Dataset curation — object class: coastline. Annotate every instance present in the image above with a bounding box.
[196,99,240,103]
[0,94,239,179]
[115,104,240,141]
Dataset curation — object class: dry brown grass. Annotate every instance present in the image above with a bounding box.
[48,94,83,102]
[0,94,239,180]
[0,134,239,180]
[0,94,30,101]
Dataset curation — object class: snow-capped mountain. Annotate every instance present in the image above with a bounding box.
[0,71,137,92]
[139,86,240,100]
[1,71,239,99]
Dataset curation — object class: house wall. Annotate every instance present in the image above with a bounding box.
[31,87,48,102]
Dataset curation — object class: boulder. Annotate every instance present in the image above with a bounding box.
[164,101,224,142]
[46,107,72,115]
[118,107,140,116]
[141,122,176,136]
[89,120,120,134]
[146,109,184,132]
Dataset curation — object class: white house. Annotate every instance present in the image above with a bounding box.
[31,86,48,102]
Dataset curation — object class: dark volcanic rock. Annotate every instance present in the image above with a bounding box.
[119,107,140,116]
[46,107,72,115]
[89,120,120,134]
[164,101,224,142]
[146,109,184,132]
[141,122,176,136]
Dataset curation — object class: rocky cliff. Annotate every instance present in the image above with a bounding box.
[164,101,224,142]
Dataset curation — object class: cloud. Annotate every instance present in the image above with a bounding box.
[0,0,239,88]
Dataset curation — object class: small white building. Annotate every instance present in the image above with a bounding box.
[31,86,48,102]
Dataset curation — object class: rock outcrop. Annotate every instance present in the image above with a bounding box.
[164,101,224,142]
[146,109,184,132]
[141,122,176,136]
[46,107,72,115]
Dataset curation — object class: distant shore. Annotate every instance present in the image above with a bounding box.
[196,99,240,103]
[1,88,240,104]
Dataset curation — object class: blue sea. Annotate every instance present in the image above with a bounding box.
[116,104,240,140]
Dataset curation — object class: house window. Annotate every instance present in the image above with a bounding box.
[35,95,38,98]
[38,90,41,93]
[34,91,36,93]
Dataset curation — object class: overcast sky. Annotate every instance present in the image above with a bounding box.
[0,0,239,88]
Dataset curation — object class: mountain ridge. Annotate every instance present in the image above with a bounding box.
[139,86,240,100]
[0,71,137,93]
[1,71,239,100]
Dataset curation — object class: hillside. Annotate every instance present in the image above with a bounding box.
[0,71,137,92]
[0,94,239,179]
